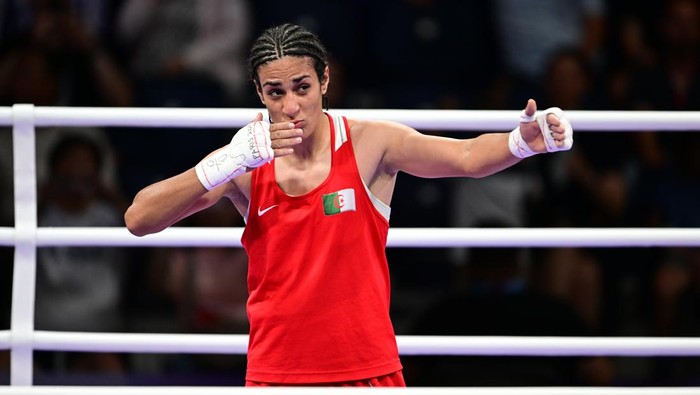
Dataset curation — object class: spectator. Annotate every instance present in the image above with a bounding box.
[0,0,123,51]
[366,0,500,109]
[0,0,132,107]
[405,219,614,386]
[34,133,128,377]
[652,247,700,384]
[116,0,253,107]
[490,0,607,106]
[112,0,253,197]
[627,0,700,344]
[531,47,654,338]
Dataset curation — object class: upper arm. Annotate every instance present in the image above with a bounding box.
[376,121,473,178]
[366,120,518,179]
[225,174,252,219]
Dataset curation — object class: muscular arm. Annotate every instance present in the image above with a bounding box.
[125,114,296,236]
[377,99,569,179]
[383,123,521,179]
[124,168,233,236]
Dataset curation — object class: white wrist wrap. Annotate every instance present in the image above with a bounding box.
[509,107,574,158]
[508,126,536,158]
[195,121,273,190]
[538,107,574,153]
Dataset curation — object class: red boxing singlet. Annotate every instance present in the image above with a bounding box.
[241,113,402,384]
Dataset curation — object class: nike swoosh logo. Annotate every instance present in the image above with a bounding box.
[257,205,278,217]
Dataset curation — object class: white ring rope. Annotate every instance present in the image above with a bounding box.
[2,330,700,356]
[2,387,700,395]
[1,106,700,130]
[2,227,700,247]
[4,105,700,388]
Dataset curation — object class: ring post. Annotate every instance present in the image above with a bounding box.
[11,104,38,385]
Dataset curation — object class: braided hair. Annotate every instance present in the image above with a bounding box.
[247,23,329,87]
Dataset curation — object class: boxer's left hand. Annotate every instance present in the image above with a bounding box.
[509,99,574,158]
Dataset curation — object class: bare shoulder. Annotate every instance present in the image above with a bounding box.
[346,118,418,180]
[346,118,414,142]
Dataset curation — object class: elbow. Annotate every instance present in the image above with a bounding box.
[460,163,491,179]
[461,158,508,179]
[124,204,153,237]
[469,169,492,179]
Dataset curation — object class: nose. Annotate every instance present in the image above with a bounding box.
[281,95,300,119]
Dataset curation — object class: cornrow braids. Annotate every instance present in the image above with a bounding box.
[247,23,329,86]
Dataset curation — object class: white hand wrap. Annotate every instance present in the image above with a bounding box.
[195,121,273,190]
[508,126,537,158]
[508,107,574,158]
[537,107,573,153]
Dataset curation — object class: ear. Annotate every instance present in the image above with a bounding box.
[321,66,330,95]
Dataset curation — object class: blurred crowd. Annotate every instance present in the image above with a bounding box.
[2,0,700,387]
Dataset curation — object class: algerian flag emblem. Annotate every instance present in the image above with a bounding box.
[322,188,356,216]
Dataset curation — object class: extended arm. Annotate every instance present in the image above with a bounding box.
[382,99,572,178]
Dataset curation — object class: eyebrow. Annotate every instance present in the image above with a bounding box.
[262,75,312,88]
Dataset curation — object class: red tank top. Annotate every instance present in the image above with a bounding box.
[241,113,401,383]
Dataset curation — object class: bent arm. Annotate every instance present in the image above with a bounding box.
[124,168,232,237]
[125,114,289,236]
[381,121,521,179]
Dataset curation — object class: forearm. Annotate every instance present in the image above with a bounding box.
[124,169,214,236]
[462,133,522,178]
[125,119,274,236]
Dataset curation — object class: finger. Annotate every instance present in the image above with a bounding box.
[520,98,537,123]
[537,106,572,152]
[270,128,304,140]
[546,113,561,127]
[524,98,537,118]
[269,122,295,133]
[549,124,565,134]
[555,136,566,147]
[251,112,263,123]
[551,130,566,139]
[272,135,303,157]
[271,135,303,150]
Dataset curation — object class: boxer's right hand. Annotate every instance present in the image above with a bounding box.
[195,115,274,190]
[268,118,304,158]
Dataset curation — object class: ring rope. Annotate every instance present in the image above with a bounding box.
[3,227,700,247]
[1,386,700,395]
[5,105,700,388]
[2,106,700,130]
[1,331,700,356]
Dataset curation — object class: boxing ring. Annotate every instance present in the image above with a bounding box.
[2,104,700,394]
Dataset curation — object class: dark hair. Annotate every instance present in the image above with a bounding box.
[247,23,329,86]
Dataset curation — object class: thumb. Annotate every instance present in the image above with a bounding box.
[251,112,263,123]
[523,98,537,119]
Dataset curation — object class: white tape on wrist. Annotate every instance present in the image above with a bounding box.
[195,121,273,190]
[508,126,536,159]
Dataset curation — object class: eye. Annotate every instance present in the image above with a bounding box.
[296,84,311,94]
[267,89,283,98]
